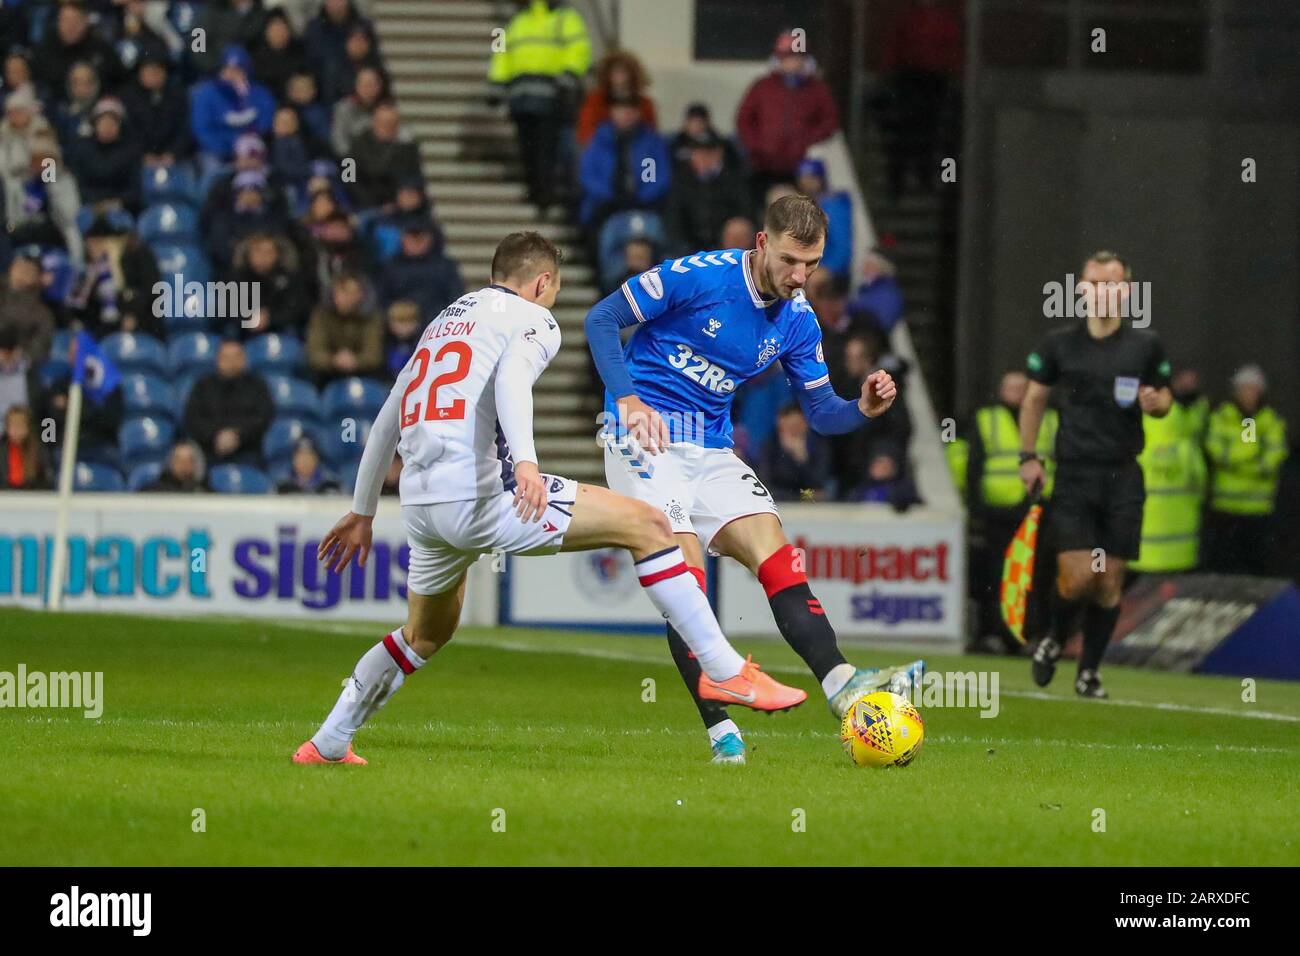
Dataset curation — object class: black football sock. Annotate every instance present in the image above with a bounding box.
[1079,603,1120,673]
[758,545,848,683]
[666,624,731,731]
[1050,589,1084,645]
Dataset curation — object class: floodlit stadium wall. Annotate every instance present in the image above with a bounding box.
[0,493,963,648]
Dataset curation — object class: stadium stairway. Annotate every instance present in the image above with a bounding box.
[373,0,605,483]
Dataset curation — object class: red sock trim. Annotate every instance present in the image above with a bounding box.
[383,632,416,675]
[688,566,706,591]
[757,544,807,598]
[639,562,689,588]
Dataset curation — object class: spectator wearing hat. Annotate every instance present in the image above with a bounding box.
[1203,365,1288,576]
[68,97,142,211]
[306,272,383,384]
[2,126,84,266]
[184,339,273,466]
[51,61,101,151]
[277,436,340,494]
[669,103,742,172]
[194,0,270,76]
[576,50,658,147]
[121,52,191,166]
[231,231,314,337]
[209,166,292,270]
[736,30,840,206]
[0,85,53,184]
[190,45,276,164]
[70,214,163,339]
[0,404,51,490]
[329,64,386,157]
[378,215,462,321]
[349,101,421,211]
[0,250,55,364]
[252,9,310,99]
[663,129,750,256]
[34,1,123,95]
[146,441,206,493]
[795,157,853,279]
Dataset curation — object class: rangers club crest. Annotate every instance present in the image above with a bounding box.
[756,336,780,367]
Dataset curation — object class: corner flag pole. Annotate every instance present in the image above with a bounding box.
[46,380,83,611]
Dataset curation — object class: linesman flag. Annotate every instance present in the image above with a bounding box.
[1000,500,1043,644]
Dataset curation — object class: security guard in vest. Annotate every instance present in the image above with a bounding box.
[963,370,1058,651]
[1203,365,1287,576]
[488,0,592,211]
[1132,398,1206,574]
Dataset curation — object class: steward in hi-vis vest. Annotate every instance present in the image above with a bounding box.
[1132,404,1206,573]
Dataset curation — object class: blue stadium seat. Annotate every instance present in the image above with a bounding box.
[168,2,205,38]
[102,332,167,375]
[76,205,134,236]
[119,416,175,469]
[262,416,322,462]
[152,244,213,287]
[337,460,361,495]
[120,373,177,421]
[322,418,373,467]
[50,329,75,363]
[175,372,202,410]
[37,359,71,390]
[138,202,200,244]
[74,462,125,492]
[209,464,272,495]
[127,461,164,492]
[141,165,198,206]
[263,375,322,421]
[246,333,304,376]
[322,377,388,420]
[167,332,221,377]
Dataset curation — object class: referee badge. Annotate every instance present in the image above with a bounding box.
[1113,376,1139,408]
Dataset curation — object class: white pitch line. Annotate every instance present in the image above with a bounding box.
[185,616,1300,725]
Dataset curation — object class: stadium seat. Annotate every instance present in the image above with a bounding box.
[209,464,272,495]
[167,332,221,377]
[246,334,304,376]
[152,244,213,287]
[138,202,200,244]
[337,460,360,495]
[175,372,202,410]
[76,206,134,236]
[119,416,175,469]
[37,358,71,390]
[262,416,323,462]
[321,418,373,467]
[168,0,204,35]
[120,373,177,421]
[102,332,168,375]
[141,165,198,207]
[127,461,164,492]
[263,375,322,421]
[322,377,388,421]
[74,462,125,492]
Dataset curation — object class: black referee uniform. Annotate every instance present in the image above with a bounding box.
[1025,320,1171,690]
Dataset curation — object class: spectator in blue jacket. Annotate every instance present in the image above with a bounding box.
[305,0,378,103]
[578,93,671,229]
[846,247,905,333]
[378,215,463,321]
[189,45,275,164]
[795,157,853,279]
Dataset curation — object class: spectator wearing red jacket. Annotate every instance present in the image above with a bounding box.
[735,30,839,206]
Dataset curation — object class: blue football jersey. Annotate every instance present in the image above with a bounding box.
[605,248,831,448]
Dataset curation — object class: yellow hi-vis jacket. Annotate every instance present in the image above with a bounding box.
[1132,406,1206,572]
[1204,401,1287,516]
[488,0,591,89]
[974,405,1058,507]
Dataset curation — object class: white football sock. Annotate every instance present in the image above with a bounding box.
[312,628,426,759]
[635,547,745,681]
[821,662,857,699]
[707,719,742,745]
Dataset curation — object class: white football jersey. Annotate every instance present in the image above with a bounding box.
[393,286,561,504]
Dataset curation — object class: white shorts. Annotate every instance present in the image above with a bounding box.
[402,474,577,595]
[604,440,779,552]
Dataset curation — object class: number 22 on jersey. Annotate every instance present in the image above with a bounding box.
[401,341,473,427]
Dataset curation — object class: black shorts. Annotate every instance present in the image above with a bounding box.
[1049,460,1145,560]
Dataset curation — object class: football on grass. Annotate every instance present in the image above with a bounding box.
[840,691,925,768]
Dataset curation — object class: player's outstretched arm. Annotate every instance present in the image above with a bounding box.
[585,288,671,453]
[796,370,899,436]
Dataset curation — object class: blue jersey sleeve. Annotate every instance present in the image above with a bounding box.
[618,258,712,325]
[779,300,832,393]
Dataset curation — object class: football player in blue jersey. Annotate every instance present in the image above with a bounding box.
[585,195,925,763]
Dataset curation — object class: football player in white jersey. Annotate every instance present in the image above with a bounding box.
[294,232,806,765]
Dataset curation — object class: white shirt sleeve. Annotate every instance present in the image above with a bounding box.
[493,316,562,467]
[350,371,406,517]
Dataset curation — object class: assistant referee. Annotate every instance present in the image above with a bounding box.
[1017,251,1173,698]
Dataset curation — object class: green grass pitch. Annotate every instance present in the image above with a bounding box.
[2,606,1298,866]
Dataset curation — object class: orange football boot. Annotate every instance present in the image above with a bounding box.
[698,656,807,713]
[292,740,368,765]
